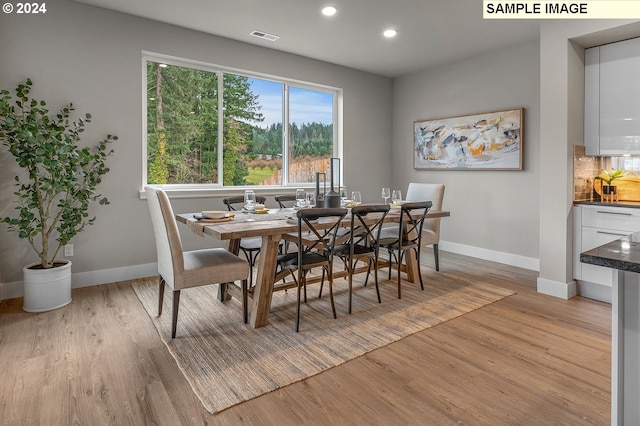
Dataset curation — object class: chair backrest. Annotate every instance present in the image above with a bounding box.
[145,186,184,288]
[296,208,348,260]
[274,194,297,208]
[406,183,445,237]
[349,204,391,253]
[223,195,268,211]
[398,201,433,247]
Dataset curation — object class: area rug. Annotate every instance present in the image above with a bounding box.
[132,270,515,414]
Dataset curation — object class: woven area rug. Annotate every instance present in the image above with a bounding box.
[132,270,515,414]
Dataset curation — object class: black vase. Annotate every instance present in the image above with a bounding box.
[602,185,617,195]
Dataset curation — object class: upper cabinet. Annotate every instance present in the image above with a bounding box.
[585,37,640,155]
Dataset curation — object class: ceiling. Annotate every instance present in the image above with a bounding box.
[72,0,541,78]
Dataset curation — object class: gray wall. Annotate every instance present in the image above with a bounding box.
[392,41,541,264]
[0,0,392,292]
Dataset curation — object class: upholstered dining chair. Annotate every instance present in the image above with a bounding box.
[333,204,390,314]
[276,208,348,332]
[222,195,268,287]
[405,183,445,271]
[145,186,250,338]
[379,201,432,299]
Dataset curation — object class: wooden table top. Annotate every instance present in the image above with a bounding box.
[176,208,450,241]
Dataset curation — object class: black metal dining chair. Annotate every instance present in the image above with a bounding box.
[333,204,390,314]
[223,195,268,288]
[274,194,297,208]
[379,201,432,299]
[275,207,348,332]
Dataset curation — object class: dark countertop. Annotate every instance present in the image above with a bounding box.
[581,231,640,273]
[575,200,640,209]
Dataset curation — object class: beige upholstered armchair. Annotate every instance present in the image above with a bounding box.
[405,183,445,271]
[145,186,250,338]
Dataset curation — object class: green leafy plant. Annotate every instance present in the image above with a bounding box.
[0,79,116,268]
[594,169,627,186]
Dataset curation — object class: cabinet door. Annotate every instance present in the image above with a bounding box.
[585,46,600,156]
[599,37,640,155]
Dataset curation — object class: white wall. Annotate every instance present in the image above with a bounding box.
[0,0,392,296]
[538,20,640,299]
[392,41,541,268]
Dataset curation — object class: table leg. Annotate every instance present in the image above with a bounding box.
[405,249,418,283]
[250,233,282,328]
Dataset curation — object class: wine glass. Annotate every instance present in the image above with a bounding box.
[381,187,390,204]
[392,190,402,204]
[295,188,306,208]
[351,191,361,206]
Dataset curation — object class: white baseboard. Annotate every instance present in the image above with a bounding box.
[439,240,540,271]
[0,241,545,301]
[0,263,157,301]
[537,277,577,300]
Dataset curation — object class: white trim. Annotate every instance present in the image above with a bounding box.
[0,263,158,301]
[537,277,577,300]
[439,240,540,271]
[0,242,546,300]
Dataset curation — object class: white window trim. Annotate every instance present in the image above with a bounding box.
[140,51,343,199]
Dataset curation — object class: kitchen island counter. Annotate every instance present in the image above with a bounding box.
[581,231,640,425]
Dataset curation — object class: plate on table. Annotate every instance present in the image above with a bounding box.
[254,209,270,214]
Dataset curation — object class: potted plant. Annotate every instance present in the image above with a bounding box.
[0,79,116,312]
[595,169,627,196]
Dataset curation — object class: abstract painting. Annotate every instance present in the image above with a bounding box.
[413,108,523,170]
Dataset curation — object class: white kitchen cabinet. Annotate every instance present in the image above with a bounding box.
[585,37,640,156]
[574,205,640,302]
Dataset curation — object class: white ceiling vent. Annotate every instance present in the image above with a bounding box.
[250,30,280,42]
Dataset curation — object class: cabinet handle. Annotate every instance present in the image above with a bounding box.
[596,231,629,237]
[596,210,633,216]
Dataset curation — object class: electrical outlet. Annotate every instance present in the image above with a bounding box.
[64,244,74,257]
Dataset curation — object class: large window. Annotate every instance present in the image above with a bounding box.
[144,53,339,188]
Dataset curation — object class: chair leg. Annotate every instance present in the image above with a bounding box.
[416,249,425,291]
[433,243,440,271]
[241,248,257,288]
[318,269,326,299]
[348,260,354,314]
[295,272,303,332]
[363,259,371,287]
[328,265,337,319]
[242,279,248,324]
[372,258,381,304]
[171,289,181,338]
[397,251,404,299]
[158,275,165,316]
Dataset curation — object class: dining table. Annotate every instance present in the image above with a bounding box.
[176,206,450,328]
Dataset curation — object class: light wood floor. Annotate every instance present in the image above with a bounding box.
[0,252,610,425]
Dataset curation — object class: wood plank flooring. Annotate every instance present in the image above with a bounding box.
[0,252,611,425]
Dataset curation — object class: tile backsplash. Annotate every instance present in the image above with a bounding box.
[574,145,601,201]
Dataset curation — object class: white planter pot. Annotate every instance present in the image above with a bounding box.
[23,260,72,313]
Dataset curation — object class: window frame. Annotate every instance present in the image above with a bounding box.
[141,51,343,197]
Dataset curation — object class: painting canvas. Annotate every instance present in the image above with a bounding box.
[413,108,523,170]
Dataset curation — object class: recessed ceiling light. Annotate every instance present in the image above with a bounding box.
[383,29,397,38]
[322,6,337,16]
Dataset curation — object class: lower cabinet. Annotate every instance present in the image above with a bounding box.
[574,205,640,302]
